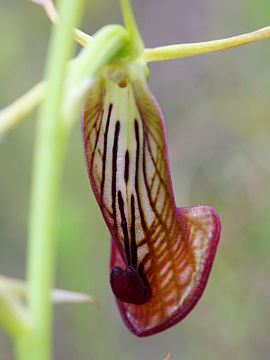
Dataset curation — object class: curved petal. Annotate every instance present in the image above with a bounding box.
[111,205,220,336]
[82,66,221,336]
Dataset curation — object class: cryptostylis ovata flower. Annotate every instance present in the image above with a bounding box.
[82,0,221,336]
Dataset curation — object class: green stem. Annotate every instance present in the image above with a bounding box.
[120,0,144,57]
[15,0,86,359]
[144,25,270,62]
[12,8,131,360]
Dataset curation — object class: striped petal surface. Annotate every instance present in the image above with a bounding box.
[82,65,221,336]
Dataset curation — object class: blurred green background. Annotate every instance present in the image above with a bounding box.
[1,0,270,359]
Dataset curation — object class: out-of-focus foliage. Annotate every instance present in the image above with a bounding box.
[0,0,270,359]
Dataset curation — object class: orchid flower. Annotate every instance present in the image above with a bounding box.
[1,0,270,346]
[82,1,221,336]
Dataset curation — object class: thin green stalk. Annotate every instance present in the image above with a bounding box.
[144,25,270,62]
[120,0,144,57]
[2,24,270,134]
[0,26,130,135]
[0,292,30,339]
[12,5,131,360]
[0,81,46,134]
[15,0,86,359]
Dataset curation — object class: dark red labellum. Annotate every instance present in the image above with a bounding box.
[110,266,151,305]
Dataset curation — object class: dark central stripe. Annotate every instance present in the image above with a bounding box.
[134,119,147,230]
[124,150,129,184]
[130,194,137,268]
[118,191,130,266]
[112,121,120,226]
[101,103,113,198]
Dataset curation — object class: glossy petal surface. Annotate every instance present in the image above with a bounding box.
[82,66,221,336]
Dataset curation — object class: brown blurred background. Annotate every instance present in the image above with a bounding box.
[0,0,270,359]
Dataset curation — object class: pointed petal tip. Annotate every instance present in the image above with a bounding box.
[51,288,99,307]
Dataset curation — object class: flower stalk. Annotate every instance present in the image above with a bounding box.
[8,2,132,359]
[17,0,86,358]
[0,81,46,134]
[144,25,270,62]
[1,23,270,135]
